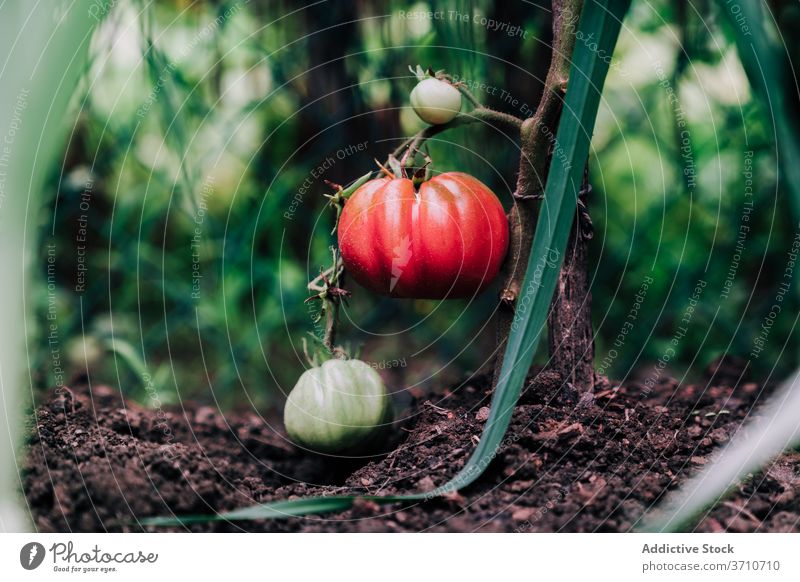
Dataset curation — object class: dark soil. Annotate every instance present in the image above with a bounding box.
[22,357,800,532]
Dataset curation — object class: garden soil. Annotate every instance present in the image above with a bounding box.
[22,357,800,532]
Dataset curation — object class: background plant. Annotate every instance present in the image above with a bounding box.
[27,0,800,413]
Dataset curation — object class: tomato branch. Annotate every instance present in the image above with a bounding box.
[455,84,483,108]
[492,0,584,389]
[306,249,350,355]
[390,107,524,167]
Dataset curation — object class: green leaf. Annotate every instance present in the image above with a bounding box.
[141,494,422,526]
[142,0,632,526]
[0,0,102,531]
[104,338,149,381]
[141,496,360,526]
[718,0,800,222]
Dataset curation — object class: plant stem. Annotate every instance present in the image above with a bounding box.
[391,108,523,166]
[492,0,585,392]
[323,296,338,352]
[307,254,346,354]
[547,164,595,400]
[457,85,483,108]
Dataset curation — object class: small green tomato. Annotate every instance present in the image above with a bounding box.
[283,359,392,454]
[410,78,462,125]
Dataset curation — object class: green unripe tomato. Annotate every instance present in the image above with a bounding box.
[410,78,462,125]
[283,359,392,454]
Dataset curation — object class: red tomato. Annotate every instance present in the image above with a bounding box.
[337,172,509,299]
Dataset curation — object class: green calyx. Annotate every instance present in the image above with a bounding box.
[324,171,372,234]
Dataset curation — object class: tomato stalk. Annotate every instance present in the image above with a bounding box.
[389,108,524,172]
[493,0,596,400]
[453,82,482,109]
[306,172,371,361]
[306,247,350,358]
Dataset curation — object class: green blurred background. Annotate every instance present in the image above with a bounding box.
[31,0,800,409]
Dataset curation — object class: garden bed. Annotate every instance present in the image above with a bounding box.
[23,358,799,532]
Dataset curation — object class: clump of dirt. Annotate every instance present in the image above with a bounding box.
[22,358,800,532]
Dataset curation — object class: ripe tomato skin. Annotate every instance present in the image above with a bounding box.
[338,172,509,299]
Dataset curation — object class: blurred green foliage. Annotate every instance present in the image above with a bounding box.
[31,0,799,408]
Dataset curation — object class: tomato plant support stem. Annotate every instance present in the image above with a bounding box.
[390,107,523,165]
[492,0,596,399]
[547,165,596,399]
[307,252,348,355]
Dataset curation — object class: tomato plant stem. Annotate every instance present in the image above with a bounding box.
[323,294,338,353]
[390,108,523,166]
[456,84,482,108]
[307,251,348,356]
[547,165,596,399]
[493,0,595,398]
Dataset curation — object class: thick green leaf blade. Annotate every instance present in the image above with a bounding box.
[141,496,360,526]
[140,494,420,526]
[0,0,101,532]
[142,0,632,526]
